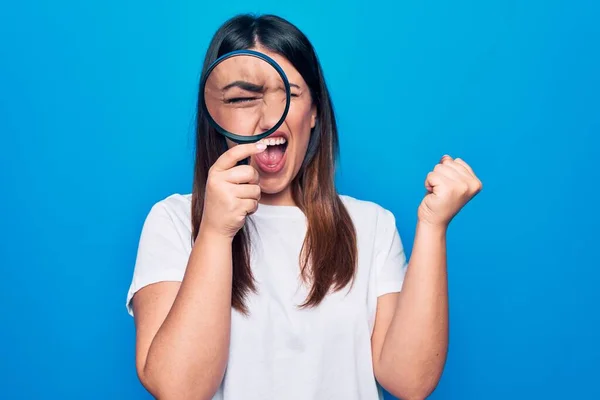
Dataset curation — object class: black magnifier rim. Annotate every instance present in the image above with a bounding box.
[199,49,292,144]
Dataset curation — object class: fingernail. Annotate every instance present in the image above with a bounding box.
[256,143,267,150]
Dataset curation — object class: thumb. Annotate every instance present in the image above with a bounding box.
[214,142,267,171]
[440,154,453,164]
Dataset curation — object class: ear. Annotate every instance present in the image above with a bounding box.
[310,104,317,129]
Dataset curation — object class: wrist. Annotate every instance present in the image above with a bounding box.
[197,222,234,246]
[416,219,448,237]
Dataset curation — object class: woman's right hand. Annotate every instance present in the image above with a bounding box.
[200,142,267,240]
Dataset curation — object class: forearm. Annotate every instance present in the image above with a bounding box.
[380,221,449,398]
[143,225,233,399]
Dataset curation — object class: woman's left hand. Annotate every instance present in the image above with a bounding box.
[418,155,482,228]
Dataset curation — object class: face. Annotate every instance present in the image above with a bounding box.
[220,46,316,205]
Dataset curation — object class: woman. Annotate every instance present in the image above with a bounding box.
[126,13,482,400]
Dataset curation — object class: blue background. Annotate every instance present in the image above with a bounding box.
[1,0,598,399]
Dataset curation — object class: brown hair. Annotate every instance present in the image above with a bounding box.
[191,14,357,314]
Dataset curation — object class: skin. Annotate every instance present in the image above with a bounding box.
[131,46,482,400]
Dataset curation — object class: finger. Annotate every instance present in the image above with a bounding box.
[440,154,453,164]
[241,199,259,215]
[453,158,475,177]
[425,171,445,190]
[213,143,267,172]
[235,184,262,200]
[439,156,463,180]
[453,158,482,192]
[433,163,463,181]
[226,165,260,184]
[444,160,472,179]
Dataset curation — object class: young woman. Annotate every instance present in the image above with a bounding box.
[126,13,482,400]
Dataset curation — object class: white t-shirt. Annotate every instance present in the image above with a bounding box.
[126,193,408,400]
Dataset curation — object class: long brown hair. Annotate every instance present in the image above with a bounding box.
[192,14,357,314]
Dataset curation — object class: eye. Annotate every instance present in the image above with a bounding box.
[225,96,259,104]
[291,92,300,98]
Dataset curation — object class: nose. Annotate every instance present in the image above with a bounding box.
[256,92,286,134]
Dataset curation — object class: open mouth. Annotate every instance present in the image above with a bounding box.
[255,136,288,171]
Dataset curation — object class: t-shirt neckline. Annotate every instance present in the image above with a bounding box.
[253,202,305,218]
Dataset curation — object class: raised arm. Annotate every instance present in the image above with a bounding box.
[372,155,482,400]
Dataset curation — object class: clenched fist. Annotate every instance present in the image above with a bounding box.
[418,155,482,227]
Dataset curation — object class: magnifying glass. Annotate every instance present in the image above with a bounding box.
[199,49,292,165]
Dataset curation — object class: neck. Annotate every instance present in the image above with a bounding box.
[259,186,296,206]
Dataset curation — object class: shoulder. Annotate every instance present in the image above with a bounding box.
[338,194,397,233]
[127,194,193,316]
[338,195,407,287]
[339,194,396,223]
[141,193,193,236]
[149,192,192,218]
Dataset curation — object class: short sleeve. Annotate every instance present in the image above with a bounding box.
[125,201,191,316]
[374,208,408,297]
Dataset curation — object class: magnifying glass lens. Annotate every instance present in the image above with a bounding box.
[203,54,289,140]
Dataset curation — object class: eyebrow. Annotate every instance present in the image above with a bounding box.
[221,80,302,91]
[221,81,264,92]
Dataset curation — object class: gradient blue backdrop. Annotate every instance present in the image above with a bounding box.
[1,0,598,399]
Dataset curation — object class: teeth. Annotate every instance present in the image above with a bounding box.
[259,137,287,146]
